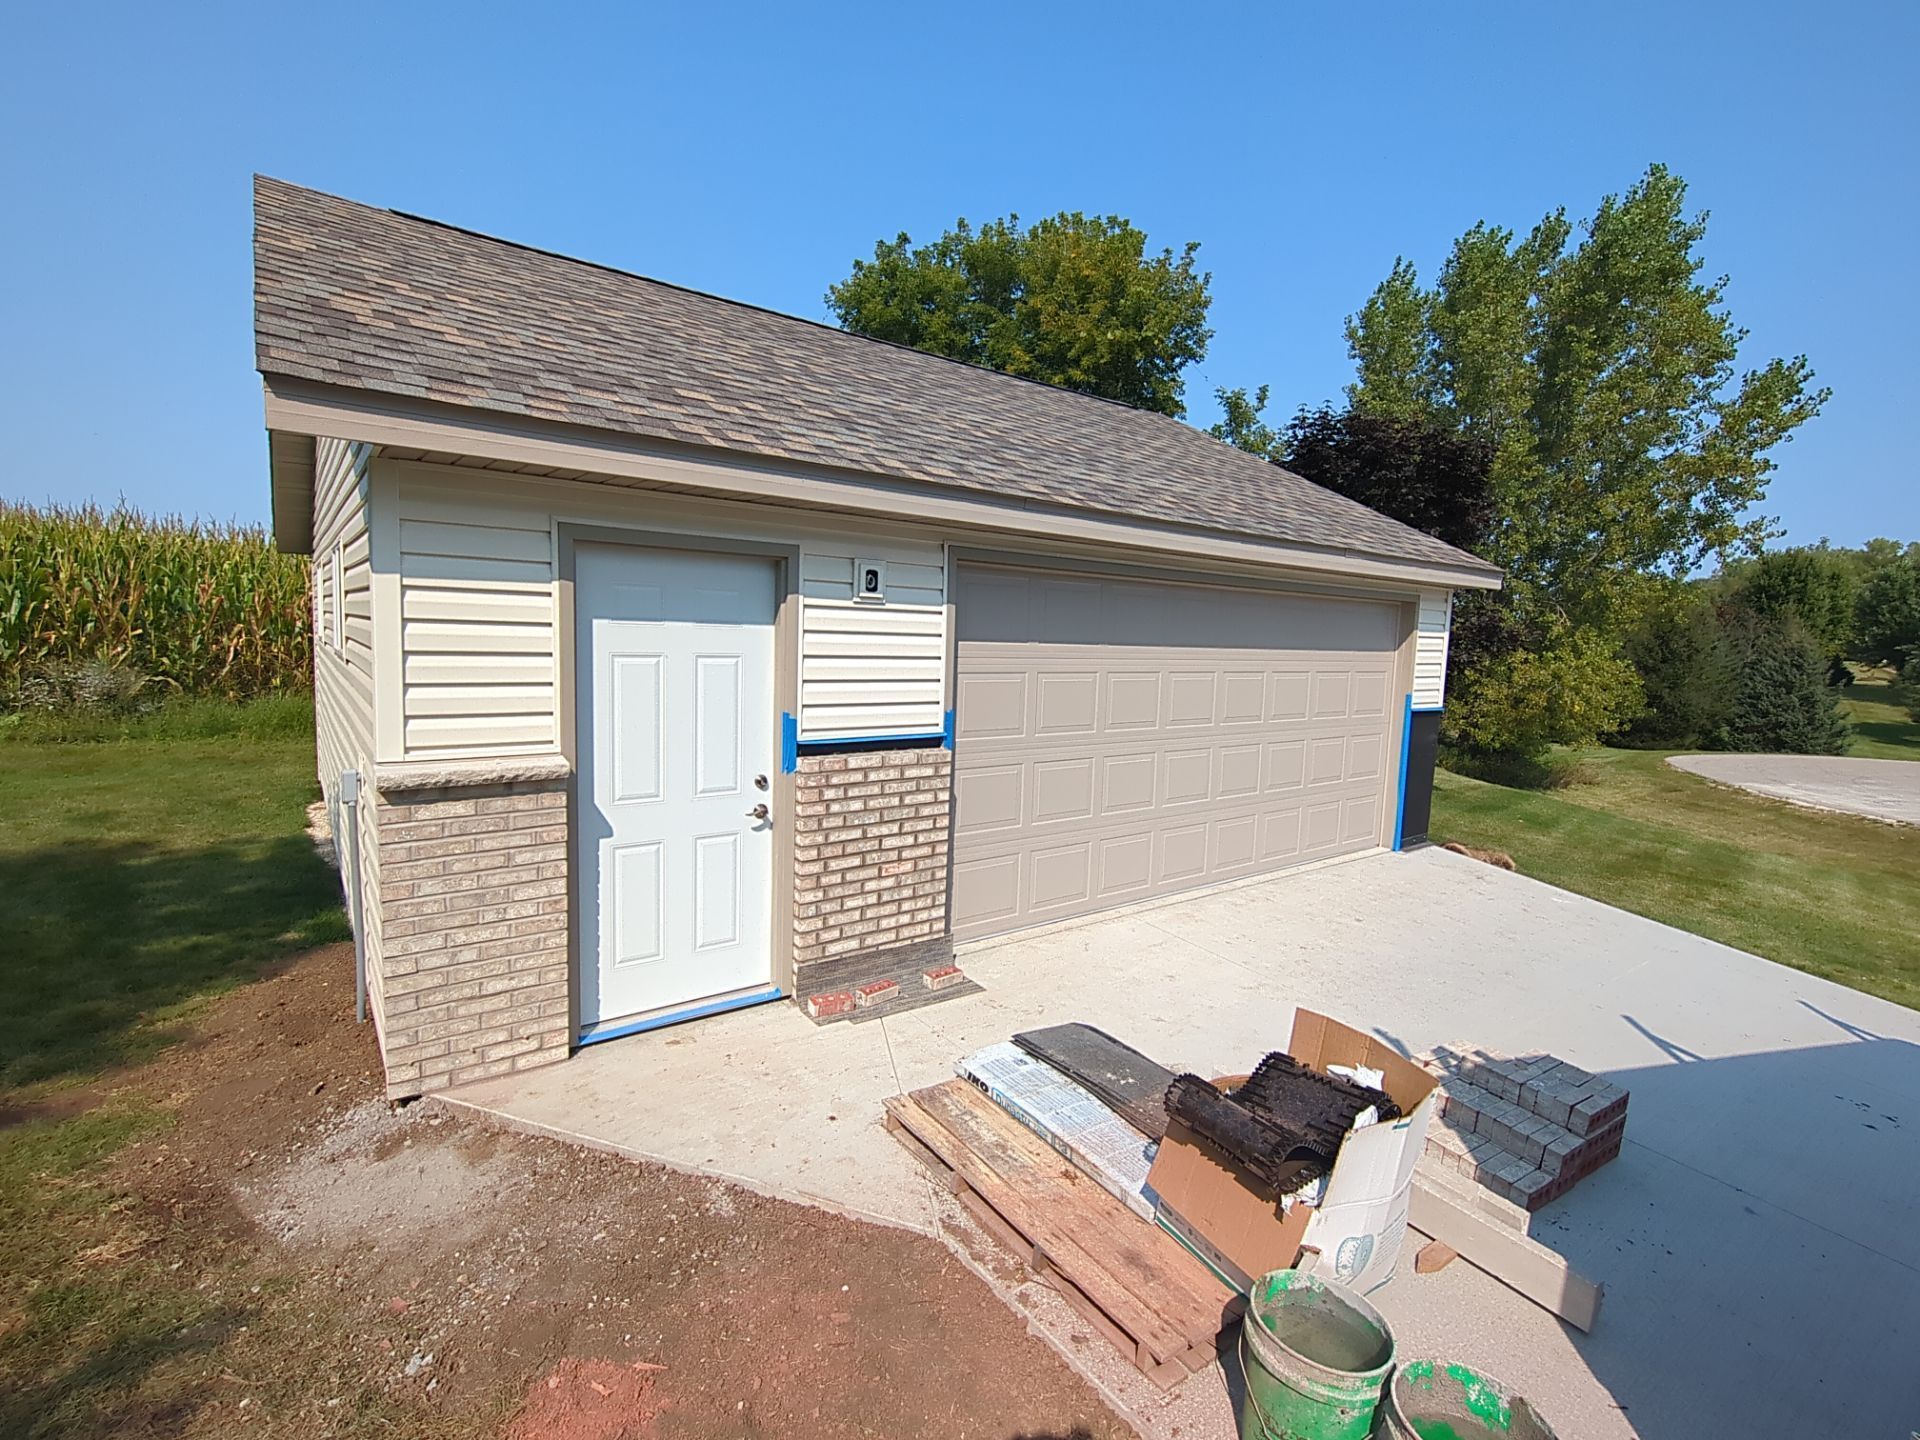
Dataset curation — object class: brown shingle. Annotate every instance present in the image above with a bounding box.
[253,177,1497,578]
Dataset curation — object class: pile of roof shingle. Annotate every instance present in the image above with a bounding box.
[1165,1054,1400,1195]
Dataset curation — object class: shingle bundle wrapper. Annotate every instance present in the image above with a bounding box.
[1164,1053,1400,1195]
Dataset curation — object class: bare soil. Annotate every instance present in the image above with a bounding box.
[59,943,1134,1439]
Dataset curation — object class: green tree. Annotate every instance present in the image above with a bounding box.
[1346,164,1827,630]
[1726,548,1857,660]
[1210,385,1283,459]
[1344,165,1828,754]
[1714,611,1851,755]
[1854,556,1920,667]
[827,213,1212,416]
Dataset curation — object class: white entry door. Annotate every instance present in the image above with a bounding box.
[575,543,777,1033]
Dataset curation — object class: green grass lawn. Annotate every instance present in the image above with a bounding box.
[1839,678,1920,759]
[0,696,344,1091]
[1431,745,1920,1010]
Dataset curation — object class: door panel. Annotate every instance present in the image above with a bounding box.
[952,565,1400,941]
[576,544,776,1029]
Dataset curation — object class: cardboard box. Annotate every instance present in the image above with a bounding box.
[1145,1009,1438,1295]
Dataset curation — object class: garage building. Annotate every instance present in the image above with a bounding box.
[254,177,1501,1099]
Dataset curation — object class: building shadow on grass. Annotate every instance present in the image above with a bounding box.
[0,836,347,1090]
[0,1298,246,1440]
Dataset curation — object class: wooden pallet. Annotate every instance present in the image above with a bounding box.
[885,1079,1243,1388]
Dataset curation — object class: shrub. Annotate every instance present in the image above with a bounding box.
[1711,612,1850,755]
[1620,596,1741,747]
[11,658,153,715]
[0,501,311,704]
[1443,630,1642,759]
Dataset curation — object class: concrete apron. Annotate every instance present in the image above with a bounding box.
[436,846,1920,1440]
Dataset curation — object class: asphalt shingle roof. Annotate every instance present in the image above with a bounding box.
[254,177,1497,579]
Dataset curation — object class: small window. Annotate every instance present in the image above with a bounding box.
[330,545,345,654]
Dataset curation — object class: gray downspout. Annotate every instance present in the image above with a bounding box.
[339,770,368,1023]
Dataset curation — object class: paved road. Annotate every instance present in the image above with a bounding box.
[1668,752,1920,825]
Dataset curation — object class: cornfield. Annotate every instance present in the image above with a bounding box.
[1,500,311,703]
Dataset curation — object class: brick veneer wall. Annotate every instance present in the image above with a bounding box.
[792,747,952,969]
[372,780,571,1099]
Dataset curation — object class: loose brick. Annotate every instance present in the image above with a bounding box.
[805,991,857,1020]
[853,979,899,1007]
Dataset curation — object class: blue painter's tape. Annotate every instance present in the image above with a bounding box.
[796,731,945,748]
[781,712,798,773]
[942,708,955,749]
[577,985,784,1047]
[1411,704,1446,714]
[1393,693,1413,851]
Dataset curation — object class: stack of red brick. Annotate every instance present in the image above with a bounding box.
[1413,1044,1628,1213]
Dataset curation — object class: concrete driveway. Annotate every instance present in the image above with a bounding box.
[1669,752,1920,825]
[441,848,1920,1440]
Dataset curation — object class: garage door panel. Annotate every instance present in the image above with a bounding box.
[1223,672,1265,724]
[1030,840,1093,911]
[1269,673,1311,721]
[1159,824,1209,883]
[1032,758,1095,825]
[1303,801,1343,852]
[1218,744,1262,799]
[952,566,1400,940]
[1164,749,1213,805]
[956,672,1028,739]
[1168,672,1217,725]
[1101,752,1157,814]
[1260,808,1303,861]
[1213,814,1257,870]
[1313,671,1352,719]
[1106,672,1161,729]
[1097,833,1153,895]
[1307,736,1348,786]
[955,764,1023,835]
[1035,672,1098,735]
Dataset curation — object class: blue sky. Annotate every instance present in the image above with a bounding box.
[3,1,1914,549]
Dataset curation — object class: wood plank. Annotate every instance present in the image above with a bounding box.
[908,1082,1230,1338]
[890,1083,1234,1360]
[886,1093,1192,1363]
[1409,1182,1605,1332]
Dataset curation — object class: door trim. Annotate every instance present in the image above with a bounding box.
[558,524,802,1045]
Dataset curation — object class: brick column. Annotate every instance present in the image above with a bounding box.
[791,747,952,976]
[373,779,571,1099]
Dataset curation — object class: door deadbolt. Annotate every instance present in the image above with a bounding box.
[754,774,770,791]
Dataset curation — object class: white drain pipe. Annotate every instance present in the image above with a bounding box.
[339,769,368,1023]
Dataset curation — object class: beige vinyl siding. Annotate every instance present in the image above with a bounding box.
[310,436,385,1034]
[798,555,947,739]
[1412,589,1452,708]
[399,513,559,756]
[388,460,950,757]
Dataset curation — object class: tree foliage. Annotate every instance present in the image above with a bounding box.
[1209,384,1283,460]
[827,213,1212,416]
[1345,164,1829,633]
[1721,548,1857,660]
[1853,551,1920,667]
[1278,404,1496,555]
[1714,612,1850,755]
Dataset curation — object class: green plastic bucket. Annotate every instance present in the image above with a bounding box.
[1237,1268,1395,1440]
[1374,1359,1559,1440]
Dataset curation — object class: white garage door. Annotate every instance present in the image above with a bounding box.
[951,565,1402,941]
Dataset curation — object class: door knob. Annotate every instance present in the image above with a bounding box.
[747,803,770,822]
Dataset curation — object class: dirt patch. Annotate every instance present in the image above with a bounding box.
[37,942,1132,1439]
